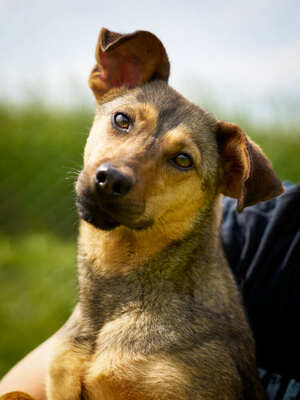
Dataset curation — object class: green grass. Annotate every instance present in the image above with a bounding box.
[0,233,77,377]
[0,101,299,378]
[0,103,92,238]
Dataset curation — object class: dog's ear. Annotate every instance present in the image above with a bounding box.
[217,121,284,212]
[89,28,170,100]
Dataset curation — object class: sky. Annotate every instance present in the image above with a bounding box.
[0,0,299,123]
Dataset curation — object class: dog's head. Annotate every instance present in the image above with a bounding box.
[76,28,283,233]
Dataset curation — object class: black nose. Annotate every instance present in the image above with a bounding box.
[94,163,133,197]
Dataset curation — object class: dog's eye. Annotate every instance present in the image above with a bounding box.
[172,153,193,170]
[113,113,132,131]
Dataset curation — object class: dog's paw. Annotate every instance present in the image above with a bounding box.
[0,391,36,400]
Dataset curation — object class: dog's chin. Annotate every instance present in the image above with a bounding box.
[76,198,120,231]
[76,197,153,232]
[81,211,121,231]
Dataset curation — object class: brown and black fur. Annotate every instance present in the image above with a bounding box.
[6,29,285,400]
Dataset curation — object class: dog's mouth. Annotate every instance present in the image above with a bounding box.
[76,189,153,231]
[76,195,121,231]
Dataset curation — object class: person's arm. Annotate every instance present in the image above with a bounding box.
[0,337,55,400]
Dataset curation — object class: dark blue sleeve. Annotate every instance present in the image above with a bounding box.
[222,184,300,399]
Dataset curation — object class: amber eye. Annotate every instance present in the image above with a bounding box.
[172,153,193,170]
[113,112,132,131]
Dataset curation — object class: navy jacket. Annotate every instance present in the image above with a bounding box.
[222,184,300,399]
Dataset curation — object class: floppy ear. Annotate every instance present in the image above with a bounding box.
[217,121,284,212]
[89,28,170,100]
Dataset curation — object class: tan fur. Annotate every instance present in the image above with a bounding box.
[78,186,204,276]
[83,100,159,168]
[47,339,90,400]
[45,28,283,400]
[85,351,192,400]
[78,114,207,274]
[78,106,207,274]
[163,125,201,166]
[2,28,283,400]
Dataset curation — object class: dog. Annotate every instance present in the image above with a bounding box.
[4,28,284,400]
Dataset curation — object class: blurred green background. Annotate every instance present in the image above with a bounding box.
[0,99,299,378]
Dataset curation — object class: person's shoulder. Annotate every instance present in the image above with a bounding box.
[221,182,300,281]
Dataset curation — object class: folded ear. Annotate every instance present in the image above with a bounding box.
[217,121,284,212]
[89,28,170,100]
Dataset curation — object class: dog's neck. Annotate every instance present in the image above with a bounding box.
[77,196,222,277]
[76,197,224,332]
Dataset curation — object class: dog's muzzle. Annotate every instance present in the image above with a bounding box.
[76,166,152,231]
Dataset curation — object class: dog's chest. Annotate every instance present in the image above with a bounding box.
[80,270,201,399]
[83,313,179,400]
[83,351,150,400]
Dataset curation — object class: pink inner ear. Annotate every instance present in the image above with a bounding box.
[112,61,142,88]
[100,51,142,89]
